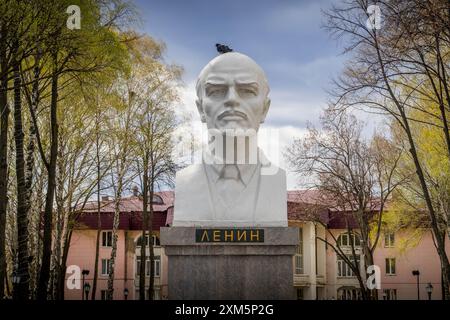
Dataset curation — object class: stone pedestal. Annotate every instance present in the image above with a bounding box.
[160,227,298,300]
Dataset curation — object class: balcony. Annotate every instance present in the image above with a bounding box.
[293,274,310,286]
[293,274,326,286]
[316,274,325,285]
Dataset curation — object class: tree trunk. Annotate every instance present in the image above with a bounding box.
[107,175,124,300]
[56,228,73,300]
[91,114,101,300]
[37,54,59,300]
[148,178,155,301]
[0,22,10,300]
[23,51,41,296]
[375,37,450,300]
[52,153,65,300]
[139,158,148,300]
[13,45,30,300]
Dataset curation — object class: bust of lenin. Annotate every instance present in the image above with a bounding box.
[172,52,287,227]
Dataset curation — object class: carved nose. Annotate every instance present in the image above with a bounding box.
[224,87,240,107]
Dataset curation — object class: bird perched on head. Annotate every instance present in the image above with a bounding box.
[216,43,233,54]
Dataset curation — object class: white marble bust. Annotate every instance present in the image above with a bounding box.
[173,52,287,227]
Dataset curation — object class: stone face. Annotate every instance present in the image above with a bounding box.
[161,227,298,300]
[172,52,287,227]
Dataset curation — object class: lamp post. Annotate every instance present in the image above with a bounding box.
[81,269,89,300]
[426,283,433,300]
[84,282,91,300]
[124,288,129,300]
[412,270,420,300]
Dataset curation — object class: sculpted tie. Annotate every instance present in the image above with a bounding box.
[216,164,245,206]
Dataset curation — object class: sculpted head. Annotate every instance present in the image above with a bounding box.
[195,52,270,131]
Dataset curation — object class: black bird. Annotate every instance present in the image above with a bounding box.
[216,43,233,54]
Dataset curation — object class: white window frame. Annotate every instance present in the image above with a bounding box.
[337,255,360,278]
[100,290,108,300]
[151,195,164,204]
[385,258,396,275]
[338,288,361,300]
[153,287,161,300]
[136,256,142,276]
[134,287,161,300]
[153,256,161,277]
[383,288,397,300]
[295,228,304,274]
[136,234,160,247]
[145,259,151,277]
[296,288,304,300]
[384,232,395,248]
[101,258,111,276]
[102,231,113,247]
[136,256,161,277]
[337,232,361,248]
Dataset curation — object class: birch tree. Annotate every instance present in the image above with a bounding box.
[125,35,181,300]
[106,86,136,300]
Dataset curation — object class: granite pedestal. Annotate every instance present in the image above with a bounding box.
[160,227,298,300]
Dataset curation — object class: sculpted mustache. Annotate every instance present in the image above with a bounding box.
[217,110,248,120]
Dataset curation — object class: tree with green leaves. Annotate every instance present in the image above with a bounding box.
[126,35,181,299]
[323,0,450,299]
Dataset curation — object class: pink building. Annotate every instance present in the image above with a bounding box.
[64,192,173,300]
[64,190,450,300]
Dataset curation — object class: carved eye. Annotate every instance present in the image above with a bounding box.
[238,87,257,97]
[206,86,227,97]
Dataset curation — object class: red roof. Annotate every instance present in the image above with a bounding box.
[76,192,174,231]
[76,190,375,230]
[82,192,174,213]
[287,190,330,224]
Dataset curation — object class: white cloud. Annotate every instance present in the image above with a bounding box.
[259,125,307,190]
[266,88,326,128]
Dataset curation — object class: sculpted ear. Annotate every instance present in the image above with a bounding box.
[196,99,206,123]
[260,98,271,123]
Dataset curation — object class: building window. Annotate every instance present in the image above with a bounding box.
[136,256,161,277]
[385,258,396,275]
[101,259,111,276]
[134,288,161,300]
[337,287,361,300]
[154,256,161,277]
[102,231,113,247]
[145,259,151,277]
[337,255,360,277]
[153,287,161,300]
[136,256,142,276]
[151,195,164,204]
[383,289,397,300]
[295,228,303,274]
[296,288,304,300]
[101,290,108,300]
[384,232,395,247]
[337,232,361,248]
[136,234,160,247]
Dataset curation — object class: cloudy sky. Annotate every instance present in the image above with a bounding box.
[134,0,366,189]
